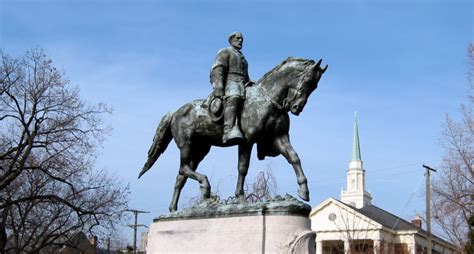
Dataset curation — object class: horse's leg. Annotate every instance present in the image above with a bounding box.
[235,143,253,202]
[273,134,310,201]
[169,173,187,212]
[169,145,211,211]
[169,144,210,212]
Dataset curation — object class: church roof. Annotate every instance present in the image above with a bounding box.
[358,204,458,249]
[352,112,362,161]
[357,205,417,231]
[356,203,457,249]
[311,198,415,231]
[311,198,458,250]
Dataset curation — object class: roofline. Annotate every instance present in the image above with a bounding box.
[365,205,460,249]
[311,200,460,251]
[309,197,336,216]
[310,198,383,229]
[413,231,461,250]
[360,205,418,231]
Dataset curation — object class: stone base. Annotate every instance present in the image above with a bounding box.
[146,196,316,254]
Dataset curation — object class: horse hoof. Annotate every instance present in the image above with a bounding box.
[298,189,310,201]
[200,187,211,199]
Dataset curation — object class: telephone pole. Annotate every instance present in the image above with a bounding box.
[422,164,436,254]
[126,209,149,254]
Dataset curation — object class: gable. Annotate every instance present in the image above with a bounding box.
[310,198,382,233]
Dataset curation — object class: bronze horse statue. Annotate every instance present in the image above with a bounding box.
[139,57,327,212]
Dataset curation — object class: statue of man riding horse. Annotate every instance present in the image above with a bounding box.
[210,31,251,145]
[138,32,327,212]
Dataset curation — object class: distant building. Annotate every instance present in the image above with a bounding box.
[139,231,148,253]
[54,232,97,254]
[49,233,118,254]
[309,114,460,254]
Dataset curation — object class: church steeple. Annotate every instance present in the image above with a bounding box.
[341,113,372,208]
[352,112,361,161]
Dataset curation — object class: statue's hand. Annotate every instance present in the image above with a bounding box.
[213,86,224,98]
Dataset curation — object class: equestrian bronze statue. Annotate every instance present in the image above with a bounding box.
[210,31,250,145]
[139,57,327,212]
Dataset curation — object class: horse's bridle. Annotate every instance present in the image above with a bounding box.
[257,67,309,111]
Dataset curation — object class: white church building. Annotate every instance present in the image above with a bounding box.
[309,116,460,254]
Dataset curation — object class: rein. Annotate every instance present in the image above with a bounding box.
[257,66,308,111]
[257,84,286,110]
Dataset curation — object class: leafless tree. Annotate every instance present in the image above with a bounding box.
[186,166,278,206]
[432,44,474,251]
[244,166,278,202]
[0,48,129,253]
[327,206,391,254]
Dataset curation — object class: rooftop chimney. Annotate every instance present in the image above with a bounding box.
[89,235,98,247]
[411,215,422,229]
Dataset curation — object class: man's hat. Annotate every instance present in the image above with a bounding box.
[209,96,224,122]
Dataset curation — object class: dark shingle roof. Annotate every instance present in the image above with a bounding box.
[346,203,457,249]
[357,205,417,231]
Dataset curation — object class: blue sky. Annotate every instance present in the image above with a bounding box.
[1,0,472,244]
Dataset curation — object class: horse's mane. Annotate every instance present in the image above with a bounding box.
[257,57,315,84]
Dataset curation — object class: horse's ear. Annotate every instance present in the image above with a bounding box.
[313,59,327,74]
[313,59,322,71]
[315,59,322,68]
[321,64,328,73]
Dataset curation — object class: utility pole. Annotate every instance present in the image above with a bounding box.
[422,164,436,254]
[126,209,149,254]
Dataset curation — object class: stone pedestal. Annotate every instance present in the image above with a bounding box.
[146,196,316,254]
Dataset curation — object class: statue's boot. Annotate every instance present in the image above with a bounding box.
[223,96,244,145]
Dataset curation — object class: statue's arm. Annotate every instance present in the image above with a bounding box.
[244,69,250,84]
[210,49,229,98]
[243,55,252,86]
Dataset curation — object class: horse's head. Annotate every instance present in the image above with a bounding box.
[283,58,327,115]
[257,57,327,115]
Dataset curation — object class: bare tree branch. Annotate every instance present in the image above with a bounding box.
[432,44,474,251]
[0,48,129,252]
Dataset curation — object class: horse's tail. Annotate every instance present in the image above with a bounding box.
[138,111,174,179]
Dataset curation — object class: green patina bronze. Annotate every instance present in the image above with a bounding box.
[154,194,312,222]
[352,112,362,161]
[139,33,327,213]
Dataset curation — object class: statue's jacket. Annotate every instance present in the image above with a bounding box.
[210,46,250,97]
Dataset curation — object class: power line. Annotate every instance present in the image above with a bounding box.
[311,160,440,184]
[369,160,441,172]
[391,174,424,229]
